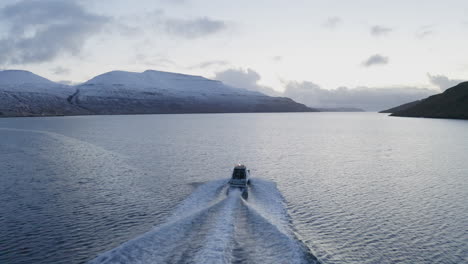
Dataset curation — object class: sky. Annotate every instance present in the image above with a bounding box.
[0,0,467,110]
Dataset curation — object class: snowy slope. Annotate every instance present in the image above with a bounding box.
[74,70,314,114]
[79,70,263,97]
[0,70,56,85]
[0,69,315,117]
[0,70,72,94]
[0,70,88,117]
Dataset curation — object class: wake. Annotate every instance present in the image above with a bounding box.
[89,179,320,264]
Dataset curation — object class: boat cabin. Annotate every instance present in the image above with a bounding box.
[229,164,250,188]
[232,165,247,179]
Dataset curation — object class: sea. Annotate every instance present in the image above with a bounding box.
[0,112,467,264]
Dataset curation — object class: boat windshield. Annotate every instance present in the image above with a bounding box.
[232,168,246,179]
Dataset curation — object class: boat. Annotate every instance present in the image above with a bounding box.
[228,164,250,198]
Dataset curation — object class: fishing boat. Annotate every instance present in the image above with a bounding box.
[228,164,250,198]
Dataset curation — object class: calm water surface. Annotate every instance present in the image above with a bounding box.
[0,113,467,263]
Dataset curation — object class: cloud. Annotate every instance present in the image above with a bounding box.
[189,60,229,69]
[0,0,109,65]
[134,53,177,67]
[362,54,389,67]
[370,25,393,36]
[214,68,280,96]
[416,25,435,39]
[323,17,342,29]
[164,17,226,39]
[214,67,437,111]
[51,66,70,75]
[120,10,227,39]
[271,56,282,62]
[427,73,465,91]
[283,81,436,111]
[161,0,187,4]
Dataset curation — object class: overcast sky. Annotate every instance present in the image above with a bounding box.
[0,0,467,109]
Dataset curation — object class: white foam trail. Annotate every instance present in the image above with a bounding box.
[247,178,291,234]
[89,178,320,264]
[193,188,241,264]
[89,198,227,263]
[167,179,227,222]
[241,179,317,263]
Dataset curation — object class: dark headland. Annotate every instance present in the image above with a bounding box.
[380,82,468,119]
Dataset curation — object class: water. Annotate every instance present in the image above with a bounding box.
[0,113,467,263]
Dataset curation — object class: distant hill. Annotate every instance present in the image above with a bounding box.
[0,69,316,117]
[382,82,468,119]
[317,107,364,112]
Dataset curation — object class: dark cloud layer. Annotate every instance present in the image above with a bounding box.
[0,0,108,64]
[362,54,389,67]
[164,17,226,39]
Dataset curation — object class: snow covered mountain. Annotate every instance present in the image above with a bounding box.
[1,69,316,117]
[0,70,57,85]
[71,70,316,114]
[0,70,89,117]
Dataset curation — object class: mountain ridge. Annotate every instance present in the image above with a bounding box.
[0,69,317,117]
[0,70,57,85]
